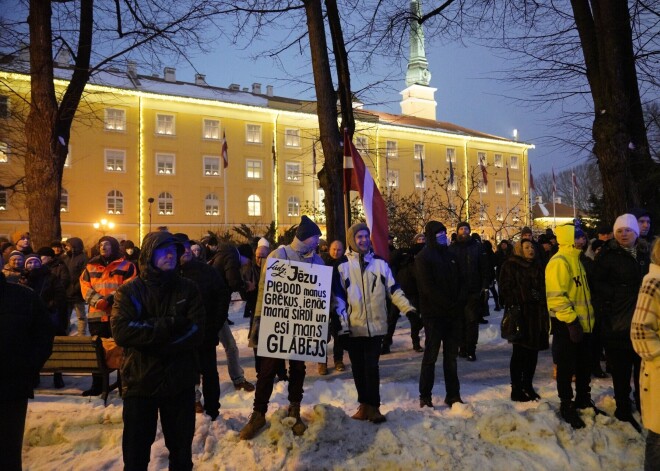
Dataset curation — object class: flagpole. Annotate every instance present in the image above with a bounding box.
[571,170,576,221]
[552,167,557,230]
[505,168,510,238]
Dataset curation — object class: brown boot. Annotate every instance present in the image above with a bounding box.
[318,363,328,375]
[239,411,266,440]
[288,402,307,436]
[351,403,369,420]
[366,404,386,423]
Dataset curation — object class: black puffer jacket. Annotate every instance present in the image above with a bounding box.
[498,256,549,351]
[592,238,650,348]
[0,272,54,401]
[19,266,67,331]
[179,259,224,346]
[111,232,205,398]
[209,243,242,315]
[448,237,490,299]
[63,237,87,302]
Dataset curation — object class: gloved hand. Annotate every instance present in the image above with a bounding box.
[95,298,111,312]
[567,319,583,343]
[106,294,115,307]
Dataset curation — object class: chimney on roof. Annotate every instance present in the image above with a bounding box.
[266,85,273,97]
[242,87,249,92]
[229,83,240,91]
[127,60,137,78]
[164,67,176,82]
[252,83,262,94]
[554,196,562,204]
[535,196,543,204]
[195,74,206,86]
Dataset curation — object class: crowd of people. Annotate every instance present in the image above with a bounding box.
[0,207,658,470]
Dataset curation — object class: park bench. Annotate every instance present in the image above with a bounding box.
[41,335,120,405]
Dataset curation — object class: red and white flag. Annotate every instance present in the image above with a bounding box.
[506,164,511,188]
[480,155,488,185]
[529,164,536,191]
[572,171,579,192]
[343,129,389,261]
[552,167,557,194]
[222,131,228,169]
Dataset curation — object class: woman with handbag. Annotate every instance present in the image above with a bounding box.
[499,240,550,402]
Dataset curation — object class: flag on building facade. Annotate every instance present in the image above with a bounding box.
[530,164,536,191]
[572,170,579,192]
[480,155,488,185]
[506,164,511,188]
[343,129,389,261]
[419,155,425,182]
[312,143,317,175]
[222,131,228,168]
[552,167,557,194]
[449,157,455,186]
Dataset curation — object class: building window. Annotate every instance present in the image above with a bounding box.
[156,153,175,175]
[105,149,126,172]
[510,155,519,169]
[495,180,505,194]
[104,108,126,131]
[414,172,425,189]
[246,124,262,144]
[0,95,9,118]
[356,136,368,154]
[107,190,123,214]
[386,140,398,159]
[248,194,261,216]
[203,156,221,176]
[387,169,399,188]
[478,180,487,193]
[414,144,425,160]
[205,193,219,216]
[446,147,456,163]
[0,190,7,210]
[287,196,300,217]
[285,129,300,147]
[511,181,521,196]
[158,192,174,215]
[0,142,8,163]
[478,151,487,166]
[496,206,504,221]
[246,159,262,179]
[156,114,175,135]
[494,154,503,168]
[203,119,220,140]
[60,188,69,212]
[285,162,302,183]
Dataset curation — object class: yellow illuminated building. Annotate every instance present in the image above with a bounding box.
[0,65,533,248]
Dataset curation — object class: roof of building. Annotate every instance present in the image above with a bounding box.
[532,202,590,219]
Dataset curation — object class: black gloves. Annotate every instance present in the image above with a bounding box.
[567,319,583,343]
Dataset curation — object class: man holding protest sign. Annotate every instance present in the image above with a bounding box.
[240,216,330,440]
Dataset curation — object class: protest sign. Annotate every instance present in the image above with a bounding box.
[257,259,332,363]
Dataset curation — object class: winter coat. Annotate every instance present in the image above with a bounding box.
[448,237,490,299]
[545,225,594,333]
[415,235,460,319]
[209,243,242,317]
[19,266,67,326]
[45,258,71,295]
[111,232,205,398]
[592,238,650,349]
[631,263,660,434]
[333,250,414,337]
[179,259,224,346]
[1,264,22,283]
[80,255,137,322]
[63,237,87,303]
[0,272,54,402]
[390,243,424,308]
[498,256,550,351]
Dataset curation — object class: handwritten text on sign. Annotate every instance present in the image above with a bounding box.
[257,259,332,363]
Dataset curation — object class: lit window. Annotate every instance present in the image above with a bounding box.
[246,159,262,179]
[478,152,487,166]
[156,153,175,175]
[156,114,175,135]
[446,148,456,163]
[511,181,521,196]
[248,194,261,216]
[386,140,398,159]
[510,155,519,169]
[158,192,174,215]
[287,196,300,217]
[414,172,425,189]
[285,129,300,147]
[495,180,504,194]
[0,95,9,118]
[203,156,221,176]
[246,124,262,144]
[479,211,487,221]
[107,190,123,214]
[60,188,69,212]
[0,142,8,163]
[105,149,126,172]
[205,193,219,216]
[496,206,504,221]
[414,144,425,160]
[387,169,399,188]
[0,190,7,210]
[203,119,220,140]
[494,154,503,168]
[285,162,302,182]
[104,108,126,131]
[356,136,368,154]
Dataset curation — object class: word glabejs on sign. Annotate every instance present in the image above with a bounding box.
[257,259,333,363]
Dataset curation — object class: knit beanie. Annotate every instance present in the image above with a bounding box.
[613,213,639,237]
[257,237,270,248]
[295,215,322,241]
[37,247,56,258]
[457,221,471,233]
[24,254,41,267]
[8,250,23,261]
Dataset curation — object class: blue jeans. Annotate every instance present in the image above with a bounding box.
[646,429,660,471]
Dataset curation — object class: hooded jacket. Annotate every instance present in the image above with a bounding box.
[63,237,88,302]
[110,231,205,398]
[545,225,594,332]
[332,223,415,337]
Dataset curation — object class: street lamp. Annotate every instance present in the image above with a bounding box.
[93,218,115,236]
[147,197,154,232]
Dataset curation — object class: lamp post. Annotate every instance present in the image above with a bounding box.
[147,197,154,233]
[93,219,115,236]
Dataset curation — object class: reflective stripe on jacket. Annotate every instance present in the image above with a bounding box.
[80,257,136,320]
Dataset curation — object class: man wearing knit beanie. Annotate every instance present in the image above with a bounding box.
[295,215,322,242]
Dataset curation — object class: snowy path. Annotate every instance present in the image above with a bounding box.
[23,300,646,470]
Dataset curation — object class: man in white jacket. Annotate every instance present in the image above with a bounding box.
[333,223,416,423]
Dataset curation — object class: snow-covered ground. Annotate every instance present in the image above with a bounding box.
[25,299,646,470]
